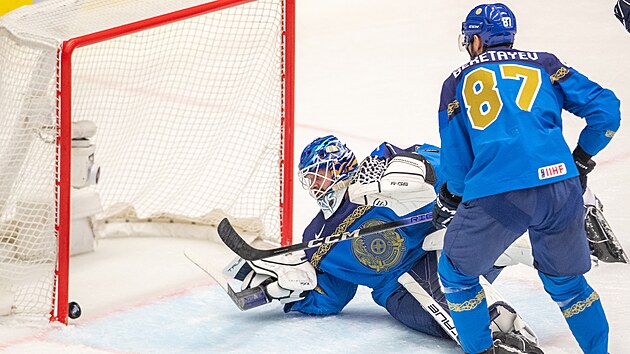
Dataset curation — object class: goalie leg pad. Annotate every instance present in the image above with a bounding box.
[423,229,535,269]
[482,277,539,345]
[494,233,535,268]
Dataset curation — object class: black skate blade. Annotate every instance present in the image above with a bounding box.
[585,206,629,264]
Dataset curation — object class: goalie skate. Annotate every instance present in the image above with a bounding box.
[584,191,628,264]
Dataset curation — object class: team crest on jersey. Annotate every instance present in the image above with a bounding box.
[538,163,567,180]
[352,219,405,272]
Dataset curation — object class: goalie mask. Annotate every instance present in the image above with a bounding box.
[298,135,357,219]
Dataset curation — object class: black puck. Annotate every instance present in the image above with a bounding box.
[68,301,82,319]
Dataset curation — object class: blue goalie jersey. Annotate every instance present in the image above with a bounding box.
[285,143,443,315]
[438,48,620,201]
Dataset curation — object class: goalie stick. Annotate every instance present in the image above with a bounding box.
[217,211,433,261]
[184,248,271,311]
[398,272,459,343]
[399,258,539,347]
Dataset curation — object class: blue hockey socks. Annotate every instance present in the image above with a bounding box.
[539,273,609,354]
[439,254,493,353]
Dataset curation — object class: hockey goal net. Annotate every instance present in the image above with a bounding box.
[0,0,294,323]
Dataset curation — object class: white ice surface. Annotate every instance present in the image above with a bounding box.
[1,0,629,353]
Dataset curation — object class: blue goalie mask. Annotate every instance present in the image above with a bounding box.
[459,3,517,50]
[298,135,357,218]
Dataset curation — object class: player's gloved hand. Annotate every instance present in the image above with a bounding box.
[572,146,596,193]
[263,280,310,304]
[431,183,462,229]
[238,271,309,304]
[245,252,317,304]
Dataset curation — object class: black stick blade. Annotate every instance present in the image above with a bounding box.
[217,218,275,260]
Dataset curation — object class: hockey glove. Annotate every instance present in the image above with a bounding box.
[615,0,630,33]
[573,146,596,193]
[431,183,461,229]
[244,252,317,305]
[348,153,437,216]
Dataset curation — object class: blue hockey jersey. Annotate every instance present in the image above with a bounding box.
[438,48,620,201]
[285,143,443,315]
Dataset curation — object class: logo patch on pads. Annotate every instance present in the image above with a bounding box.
[539,163,567,180]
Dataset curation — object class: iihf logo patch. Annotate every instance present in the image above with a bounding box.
[538,163,567,180]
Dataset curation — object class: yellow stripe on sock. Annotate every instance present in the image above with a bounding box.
[448,288,486,312]
[562,291,599,318]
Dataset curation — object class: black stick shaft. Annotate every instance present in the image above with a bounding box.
[218,211,433,260]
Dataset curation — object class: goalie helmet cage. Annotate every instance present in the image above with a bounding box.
[0,0,294,324]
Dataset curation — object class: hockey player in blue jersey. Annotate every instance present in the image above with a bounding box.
[221,135,542,352]
[434,3,621,354]
[288,136,452,338]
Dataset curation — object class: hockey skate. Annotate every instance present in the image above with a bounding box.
[481,331,544,354]
[583,189,628,264]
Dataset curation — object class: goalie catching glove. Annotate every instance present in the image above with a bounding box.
[223,251,317,309]
[348,153,437,216]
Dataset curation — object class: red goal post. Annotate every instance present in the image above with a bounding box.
[0,0,294,324]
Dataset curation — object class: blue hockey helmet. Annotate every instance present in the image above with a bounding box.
[298,135,357,202]
[460,3,517,49]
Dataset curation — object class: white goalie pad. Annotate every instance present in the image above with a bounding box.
[482,277,538,344]
[422,230,534,268]
[494,234,534,268]
[421,229,446,251]
[349,155,436,216]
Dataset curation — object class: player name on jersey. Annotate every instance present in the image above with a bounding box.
[453,50,540,78]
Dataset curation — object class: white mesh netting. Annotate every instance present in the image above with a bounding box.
[0,0,288,320]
